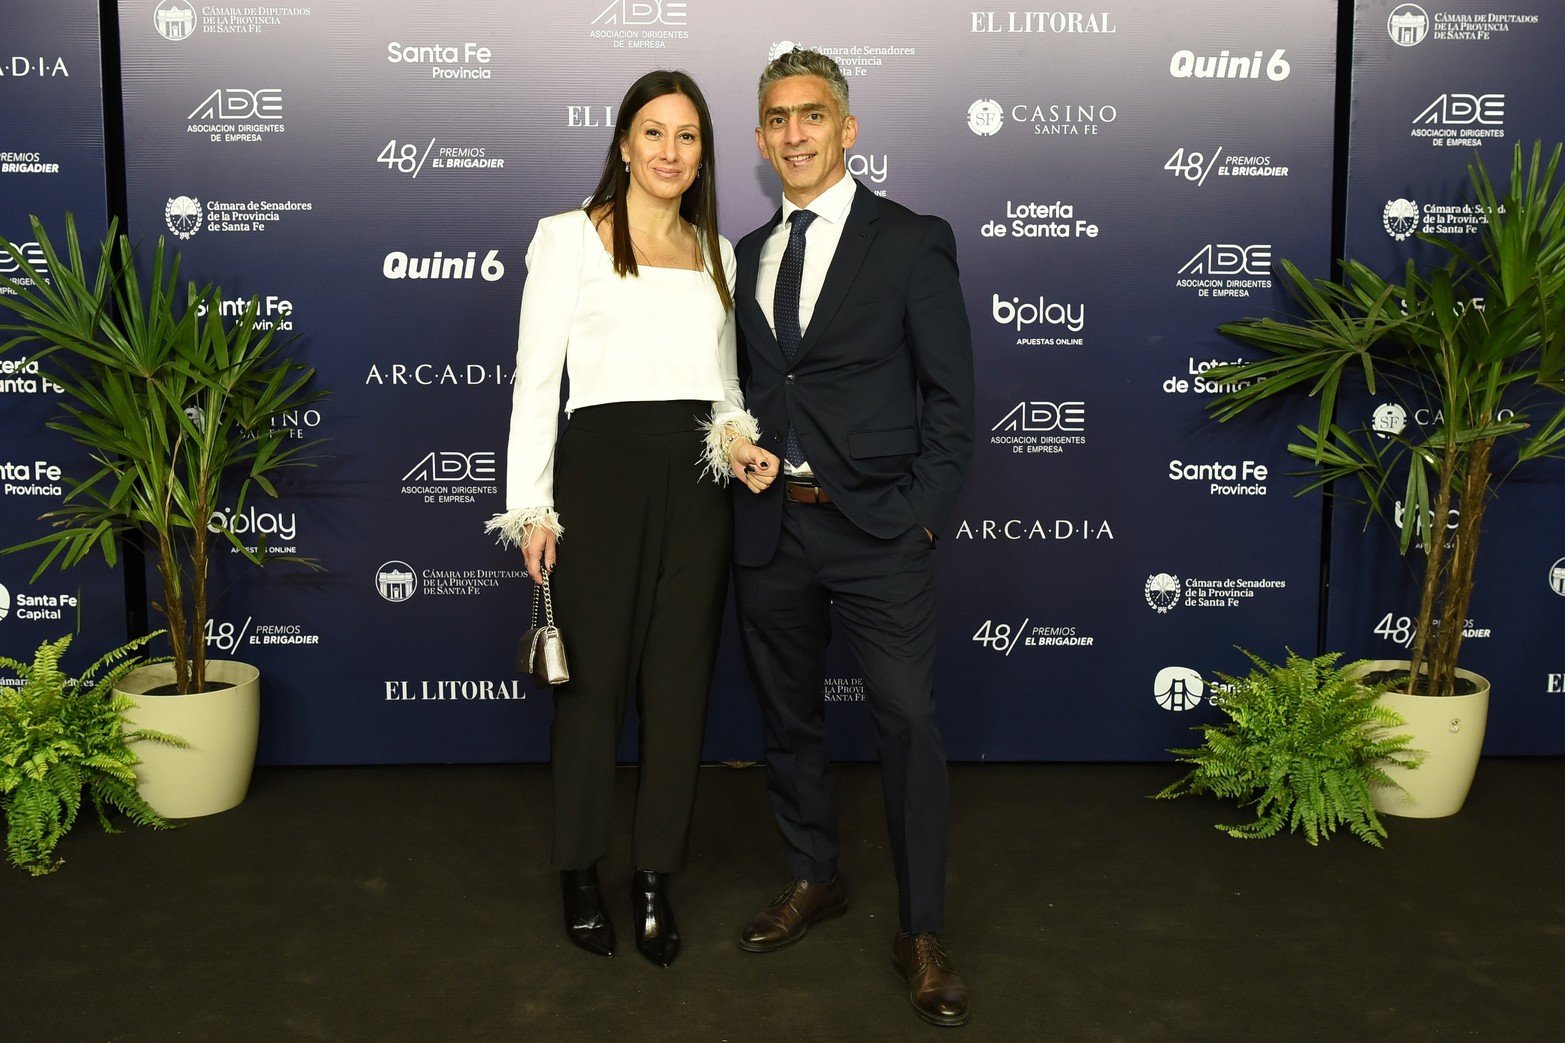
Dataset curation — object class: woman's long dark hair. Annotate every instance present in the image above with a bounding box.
[584,69,731,311]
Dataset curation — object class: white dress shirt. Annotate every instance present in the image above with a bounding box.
[500,209,743,513]
[754,171,857,475]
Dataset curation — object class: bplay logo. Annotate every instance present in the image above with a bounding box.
[154,0,197,41]
[991,295,1085,332]
[1395,499,1460,536]
[1388,4,1430,46]
[377,561,417,602]
[165,196,202,239]
[1154,667,1204,710]
[206,501,294,544]
[1549,557,1565,597]
[846,152,888,185]
[967,99,1003,136]
[1145,573,1180,613]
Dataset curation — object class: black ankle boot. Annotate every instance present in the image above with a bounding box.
[561,867,615,957]
[632,869,681,968]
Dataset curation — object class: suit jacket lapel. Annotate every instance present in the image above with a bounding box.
[796,182,878,362]
[739,208,784,368]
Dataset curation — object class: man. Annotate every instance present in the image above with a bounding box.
[726,48,975,1027]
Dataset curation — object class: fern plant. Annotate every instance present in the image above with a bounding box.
[1155,650,1422,847]
[0,632,184,875]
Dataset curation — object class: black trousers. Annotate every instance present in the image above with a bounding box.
[548,401,731,872]
[734,498,949,934]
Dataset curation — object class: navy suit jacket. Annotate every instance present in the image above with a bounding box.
[732,180,974,567]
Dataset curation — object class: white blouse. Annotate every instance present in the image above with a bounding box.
[486,209,752,546]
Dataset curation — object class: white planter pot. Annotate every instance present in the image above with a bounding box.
[117,660,261,819]
[1354,659,1490,819]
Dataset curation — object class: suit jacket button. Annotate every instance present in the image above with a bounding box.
[785,373,796,385]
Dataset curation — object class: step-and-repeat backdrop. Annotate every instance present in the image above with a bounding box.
[1331,1,1565,752]
[3,1,1556,762]
[0,0,125,674]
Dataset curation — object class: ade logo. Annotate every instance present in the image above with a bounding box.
[593,0,686,25]
[0,242,47,279]
[1179,244,1271,276]
[189,89,282,120]
[402,452,497,483]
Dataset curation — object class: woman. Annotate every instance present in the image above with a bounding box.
[485,70,777,968]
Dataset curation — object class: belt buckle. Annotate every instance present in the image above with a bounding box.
[786,478,825,505]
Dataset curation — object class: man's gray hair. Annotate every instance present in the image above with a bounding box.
[757,47,850,116]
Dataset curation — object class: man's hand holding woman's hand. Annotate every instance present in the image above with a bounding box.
[730,438,781,495]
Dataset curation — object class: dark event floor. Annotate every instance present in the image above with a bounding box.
[6,759,1563,1041]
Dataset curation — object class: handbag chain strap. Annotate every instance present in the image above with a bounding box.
[533,571,555,629]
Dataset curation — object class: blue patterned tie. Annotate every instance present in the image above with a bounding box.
[774,209,816,466]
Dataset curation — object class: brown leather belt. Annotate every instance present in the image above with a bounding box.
[784,480,833,505]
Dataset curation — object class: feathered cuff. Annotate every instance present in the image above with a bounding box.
[483,506,564,549]
[701,409,761,485]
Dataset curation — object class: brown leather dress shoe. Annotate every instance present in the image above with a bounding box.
[737,875,849,952]
[892,931,970,1027]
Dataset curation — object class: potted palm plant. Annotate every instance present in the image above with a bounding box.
[0,213,325,817]
[1208,142,1565,817]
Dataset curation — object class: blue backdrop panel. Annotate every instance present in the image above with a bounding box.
[113,1,1338,764]
[921,5,1336,759]
[1332,1,1565,753]
[0,0,126,671]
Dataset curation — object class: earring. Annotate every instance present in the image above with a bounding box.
[623,159,629,172]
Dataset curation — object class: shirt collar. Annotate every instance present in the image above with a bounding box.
[780,172,856,227]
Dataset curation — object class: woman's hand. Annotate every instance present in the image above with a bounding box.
[523,527,557,584]
[730,438,780,495]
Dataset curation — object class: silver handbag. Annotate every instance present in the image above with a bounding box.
[519,571,570,688]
